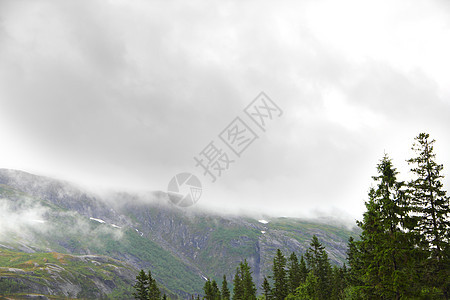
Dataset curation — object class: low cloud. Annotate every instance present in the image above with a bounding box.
[0,0,449,220]
[0,198,50,241]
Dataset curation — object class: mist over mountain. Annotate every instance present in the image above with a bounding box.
[0,169,358,298]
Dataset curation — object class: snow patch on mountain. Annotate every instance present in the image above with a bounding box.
[89,217,105,224]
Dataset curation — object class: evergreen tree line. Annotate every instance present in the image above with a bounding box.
[133,237,345,300]
[133,133,449,299]
[200,235,344,300]
[346,133,449,299]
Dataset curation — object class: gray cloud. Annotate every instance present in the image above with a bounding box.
[1,0,449,220]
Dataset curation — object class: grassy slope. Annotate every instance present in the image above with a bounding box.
[0,248,135,299]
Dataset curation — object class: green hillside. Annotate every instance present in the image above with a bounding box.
[0,248,135,299]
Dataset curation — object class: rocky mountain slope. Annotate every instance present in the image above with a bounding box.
[0,169,359,298]
[0,248,136,299]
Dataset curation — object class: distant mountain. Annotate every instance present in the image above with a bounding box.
[0,169,359,298]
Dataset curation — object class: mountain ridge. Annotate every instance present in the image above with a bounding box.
[0,168,359,298]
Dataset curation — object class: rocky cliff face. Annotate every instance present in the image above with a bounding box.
[0,169,359,297]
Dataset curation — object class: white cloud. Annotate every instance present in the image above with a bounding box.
[0,0,449,220]
[0,198,50,240]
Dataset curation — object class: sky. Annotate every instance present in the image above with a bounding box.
[1,0,450,221]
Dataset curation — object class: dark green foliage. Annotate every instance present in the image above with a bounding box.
[344,135,450,299]
[232,260,256,300]
[408,133,450,297]
[262,276,271,300]
[148,270,161,300]
[287,252,301,294]
[221,275,231,300]
[133,269,161,300]
[203,278,221,300]
[204,279,211,299]
[304,235,332,300]
[287,270,319,300]
[232,266,244,300]
[298,255,308,284]
[272,249,288,300]
[353,155,421,298]
[133,270,149,300]
[242,260,257,300]
[345,237,362,289]
[330,265,346,300]
[211,279,221,300]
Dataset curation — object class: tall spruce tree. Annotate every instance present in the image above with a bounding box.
[204,279,221,300]
[262,276,271,300]
[241,260,257,300]
[232,266,243,300]
[221,275,230,300]
[356,189,381,298]
[356,155,418,298]
[331,265,346,300]
[232,260,256,300]
[287,252,301,294]
[133,270,149,300]
[272,249,288,300]
[305,235,332,300]
[298,255,308,284]
[287,270,319,300]
[204,279,212,299]
[148,270,161,300]
[346,237,361,287]
[211,280,221,300]
[408,133,450,297]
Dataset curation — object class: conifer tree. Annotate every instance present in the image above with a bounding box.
[133,270,149,300]
[232,267,243,300]
[212,280,221,300]
[408,133,450,297]
[298,255,308,284]
[272,249,288,300]
[355,155,419,298]
[288,271,319,300]
[262,276,271,300]
[232,261,256,300]
[287,252,301,294]
[204,279,221,300]
[331,265,345,300]
[345,237,362,288]
[305,235,332,300]
[241,260,257,300]
[221,275,230,300]
[148,270,161,300]
[204,279,211,299]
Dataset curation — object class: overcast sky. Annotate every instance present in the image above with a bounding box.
[1,0,450,220]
